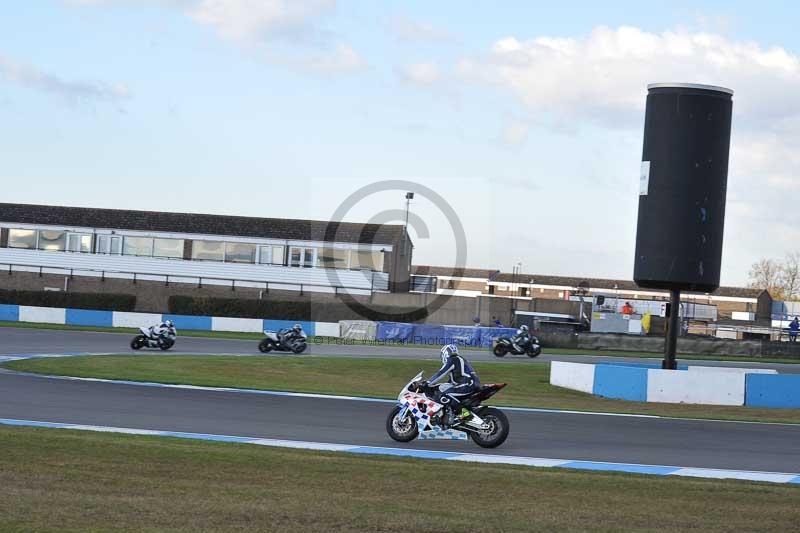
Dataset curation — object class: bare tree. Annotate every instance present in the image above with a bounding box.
[782,253,800,300]
[748,258,785,299]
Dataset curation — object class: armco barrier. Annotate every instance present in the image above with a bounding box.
[745,374,800,408]
[0,303,20,322]
[648,369,745,406]
[66,309,113,328]
[592,364,648,401]
[550,361,595,394]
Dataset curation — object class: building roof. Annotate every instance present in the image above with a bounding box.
[412,265,501,280]
[0,203,407,246]
[479,271,766,299]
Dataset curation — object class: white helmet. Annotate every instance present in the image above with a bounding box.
[165,320,174,328]
[520,324,529,332]
[440,344,458,364]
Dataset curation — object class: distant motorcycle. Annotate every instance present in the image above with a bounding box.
[130,325,177,351]
[386,371,510,448]
[493,335,541,358]
[258,329,308,354]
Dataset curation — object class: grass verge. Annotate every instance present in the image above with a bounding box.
[1,425,799,532]
[5,355,800,424]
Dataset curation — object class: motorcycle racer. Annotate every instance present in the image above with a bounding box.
[419,344,481,428]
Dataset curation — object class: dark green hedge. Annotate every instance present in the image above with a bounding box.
[168,295,428,323]
[0,289,136,312]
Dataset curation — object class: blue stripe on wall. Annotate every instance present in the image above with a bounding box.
[162,314,213,332]
[593,364,648,402]
[263,320,316,336]
[745,374,800,408]
[65,309,113,328]
[0,304,20,322]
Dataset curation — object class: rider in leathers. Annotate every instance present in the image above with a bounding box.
[511,324,532,352]
[422,344,481,428]
[279,324,305,349]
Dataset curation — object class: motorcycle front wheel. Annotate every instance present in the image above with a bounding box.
[160,339,174,351]
[292,343,307,354]
[130,336,145,350]
[493,345,508,357]
[527,345,542,358]
[386,405,419,442]
[470,407,510,448]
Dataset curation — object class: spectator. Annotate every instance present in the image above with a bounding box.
[472,316,481,327]
[621,301,635,315]
[790,317,800,343]
[492,316,503,328]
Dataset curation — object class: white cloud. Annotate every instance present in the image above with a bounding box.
[499,118,530,147]
[0,54,130,106]
[297,43,366,74]
[399,62,441,86]
[388,15,453,43]
[189,0,335,43]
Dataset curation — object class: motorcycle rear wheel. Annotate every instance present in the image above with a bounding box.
[130,336,145,350]
[258,339,274,353]
[470,407,510,448]
[493,345,508,357]
[386,405,419,442]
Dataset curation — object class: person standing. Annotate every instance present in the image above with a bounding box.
[789,317,800,343]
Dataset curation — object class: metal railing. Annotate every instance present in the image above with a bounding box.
[0,261,389,296]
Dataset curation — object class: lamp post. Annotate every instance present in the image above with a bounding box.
[403,192,414,256]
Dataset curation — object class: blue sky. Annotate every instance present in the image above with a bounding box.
[2,1,799,286]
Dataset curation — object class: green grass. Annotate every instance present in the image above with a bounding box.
[3,319,800,364]
[6,355,800,424]
[1,425,798,532]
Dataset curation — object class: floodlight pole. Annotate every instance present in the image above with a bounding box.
[663,289,681,370]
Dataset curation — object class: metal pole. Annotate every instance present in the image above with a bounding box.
[663,289,681,370]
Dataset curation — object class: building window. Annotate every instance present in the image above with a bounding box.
[519,287,530,297]
[37,230,67,252]
[488,285,496,295]
[352,250,384,272]
[153,238,184,259]
[123,236,154,257]
[446,280,456,290]
[192,240,225,262]
[316,248,349,269]
[289,247,316,268]
[8,229,37,249]
[225,242,256,264]
[259,245,285,265]
[67,233,93,253]
[97,235,122,255]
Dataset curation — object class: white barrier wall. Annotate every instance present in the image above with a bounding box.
[647,369,745,406]
[550,361,595,394]
[113,312,163,329]
[314,322,340,337]
[18,306,66,325]
[687,366,777,375]
[211,317,264,333]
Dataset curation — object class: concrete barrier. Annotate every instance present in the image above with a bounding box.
[113,312,163,329]
[549,361,595,394]
[0,304,20,322]
[211,317,263,333]
[745,374,800,408]
[162,314,213,331]
[18,305,65,325]
[314,322,340,338]
[593,365,648,401]
[66,309,113,328]
[647,369,745,406]
[687,366,777,375]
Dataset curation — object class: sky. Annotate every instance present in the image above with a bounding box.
[1,1,799,286]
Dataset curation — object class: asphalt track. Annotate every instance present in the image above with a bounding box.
[2,370,800,473]
[3,327,800,372]
[3,326,800,475]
